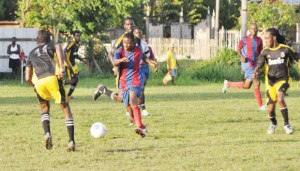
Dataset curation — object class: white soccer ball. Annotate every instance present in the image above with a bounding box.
[90,122,107,138]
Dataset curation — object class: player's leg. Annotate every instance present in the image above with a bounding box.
[52,78,76,151]
[60,102,76,151]
[277,83,293,134]
[139,68,150,117]
[267,102,277,134]
[129,88,146,138]
[35,78,53,150]
[252,78,267,110]
[93,84,123,102]
[39,101,53,150]
[67,74,78,99]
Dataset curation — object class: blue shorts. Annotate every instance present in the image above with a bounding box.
[170,69,177,78]
[120,86,142,107]
[140,65,150,80]
[241,62,255,81]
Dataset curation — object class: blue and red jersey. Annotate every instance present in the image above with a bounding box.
[114,46,143,91]
[238,35,263,68]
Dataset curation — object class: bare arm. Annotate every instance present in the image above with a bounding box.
[113,57,129,66]
[55,44,65,79]
[25,66,33,85]
[144,56,158,72]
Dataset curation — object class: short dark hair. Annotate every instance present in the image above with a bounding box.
[123,32,135,43]
[72,30,81,36]
[37,30,51,44]
[124,17,134,24]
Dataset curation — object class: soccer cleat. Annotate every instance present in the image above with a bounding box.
[141,109,150,117]
[258,105,268,111]
[135,127,147,138]
[267,124,277,134]
[222,80,228,93]
[128,121,135,126]
[67,141,76,152]
[44,132,53,150]
[284,124,293,134]
[93,84,106,101]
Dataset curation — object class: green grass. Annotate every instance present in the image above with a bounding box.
[1,78,300,170]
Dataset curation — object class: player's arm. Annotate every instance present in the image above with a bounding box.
[113,49,129,66]
[55,43,65,79]
[143,55,158,72]
[237,39,246,62]
[253,51,266,79]
[25,66,33,85]
[25,56,33,85]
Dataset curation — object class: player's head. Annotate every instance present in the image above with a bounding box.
[169,44,174,51]
[37,30,52,44]
[72,30,81,43]
[265,28,285,48]
[133,27,142,39]
[11,37,16,44]
[249,23,258,37]
[123,17,135,33]
[122,32,135,51]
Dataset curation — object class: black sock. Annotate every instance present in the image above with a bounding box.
[68,85,76,97]
[103,86,113,97]
[41,113,50,134]
[65,119,75,143]
[281,108,289,125]
[269,111,277,125]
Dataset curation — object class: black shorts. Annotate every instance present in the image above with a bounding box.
[9,58,20,69]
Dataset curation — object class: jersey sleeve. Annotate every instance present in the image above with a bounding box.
[113,48,122,61]
[26,56,32,68]
[287,47,300,61]
[65,42,75,52]
[238,38,245,50]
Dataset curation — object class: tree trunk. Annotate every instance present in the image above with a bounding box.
[91,54,103,75]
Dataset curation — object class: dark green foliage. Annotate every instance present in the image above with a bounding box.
[190,49,242,82]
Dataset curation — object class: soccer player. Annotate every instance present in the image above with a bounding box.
[222,23,267,111]
[253,28,300,134]
[113,32,147,137]
[133,27,154,117]
[64,30,87,100]
[25,30,76,151]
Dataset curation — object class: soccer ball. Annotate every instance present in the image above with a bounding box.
[90,122,107,138]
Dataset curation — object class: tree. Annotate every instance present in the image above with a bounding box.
[0,0,18,20]
[247,0,299,30]
[16,0,145,41]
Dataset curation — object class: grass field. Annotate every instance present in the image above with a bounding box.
[1,78,300,171]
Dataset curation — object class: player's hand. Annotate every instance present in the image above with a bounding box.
[241,57,246,63]
[252,72,257,80]
[121,57,129,63]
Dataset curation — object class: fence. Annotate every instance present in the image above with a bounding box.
[148,28,241,62]
[0,28,39,72]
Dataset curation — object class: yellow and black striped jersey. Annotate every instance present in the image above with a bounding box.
[257,44,300,86]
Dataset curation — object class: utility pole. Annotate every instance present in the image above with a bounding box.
[241,0,247,37]
[215,0,220,45]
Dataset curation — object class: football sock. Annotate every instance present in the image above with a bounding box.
[67,85,76,97]
[101,86,115,100]
[254,87,263,107]
[280,107,289,125]
[228,81,243,88]
[41,113,50,134]
[269,111,277,125]
[133,106,144,129]
[65,119,75,142]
